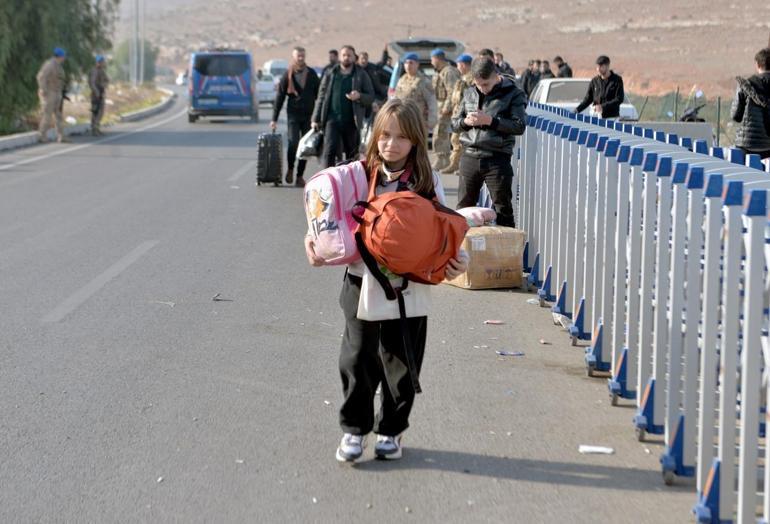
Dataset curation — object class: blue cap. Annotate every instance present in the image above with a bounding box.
[560,125,571,139]
[402,52,419,62]
[748,154,764,171]
[643,128,654,139]
[604,139,620,157]
[657,156,673,177]
[694,140,709,155]
[53,47,66,57]
[597,135,608,152]
[681,137,693,151]
[633,127,643,137]
[705,173,723,198]
[667,134,679,145]
[577,130,589,145]
[95,54,105,63]
[431,48,446,58]
[711,147,725,160]
[745,189,767,217]
[729,148,745,165]
[586,132,598,148]
[456,53,473,64]
[568,127,579,142]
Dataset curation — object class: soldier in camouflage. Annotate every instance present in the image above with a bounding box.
[442,54,474,174]
[430,48,461,171]
[36,47,68,143]
[89,55,110,136]
[394,52,437,136]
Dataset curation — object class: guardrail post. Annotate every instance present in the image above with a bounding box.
[567,130,592,342]
[537,121,559,304]
[609,146,644,404]
[552,126,577,321]
[746,153,764,171]
[659,162,700,485]
[634,155,672,441]
[737,189,766,523]
[586,138,620,376]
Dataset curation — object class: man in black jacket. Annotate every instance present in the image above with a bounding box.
[271,47,320,187]
[357,51,388,104]
[452,57,527,227]
[732,48,770,159]
[521,60,540,98]
[312,45,375,167]
[575,55,625,119]
[553,56,573,78]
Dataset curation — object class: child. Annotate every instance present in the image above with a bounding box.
[304,98,468,462]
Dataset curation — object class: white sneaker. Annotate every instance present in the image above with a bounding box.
[374,434,403,460]
[336,433,366,463]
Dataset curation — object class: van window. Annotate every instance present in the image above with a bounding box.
[546,81,591,103]
[194,55,249,76]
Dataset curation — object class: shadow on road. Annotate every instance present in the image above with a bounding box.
[355,447,694,492]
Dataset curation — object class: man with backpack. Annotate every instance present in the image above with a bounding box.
[312,45,375,168]
[271,46,320,187]
[732,48,770,159]
[452,57,527,228]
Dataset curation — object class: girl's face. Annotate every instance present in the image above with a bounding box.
[377,115,413,164]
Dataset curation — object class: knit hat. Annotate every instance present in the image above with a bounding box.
[456,54,473,64]
[402,52,419,62]
[430,48,446,58]
[53,47,66,58]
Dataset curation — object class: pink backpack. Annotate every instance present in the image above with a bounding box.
[304,161,369,265]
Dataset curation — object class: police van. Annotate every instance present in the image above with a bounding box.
[188,49,258,123]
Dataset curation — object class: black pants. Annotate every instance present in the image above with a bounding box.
[457,153,515,227]
[323,120,359,168]
[738,146,770,160]
[287,117,311,176]
[338,273,427,436]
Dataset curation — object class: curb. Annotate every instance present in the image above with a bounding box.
[0,87,177,154]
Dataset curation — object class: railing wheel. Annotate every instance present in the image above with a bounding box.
[635,426,646,442]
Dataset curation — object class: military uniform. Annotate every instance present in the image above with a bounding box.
[89,65,110,135]
[395,72,437,135]
[36,58,66,142]
[432,63,461,170]
[444,73,474,173]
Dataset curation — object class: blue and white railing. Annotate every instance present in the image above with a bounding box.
[515,102,770,523]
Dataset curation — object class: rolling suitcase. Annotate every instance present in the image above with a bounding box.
[256,132,283,186]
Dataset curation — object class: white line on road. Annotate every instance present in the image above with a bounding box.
[227,160,257,182]
[0,108,188,173]
[41,240,159,323]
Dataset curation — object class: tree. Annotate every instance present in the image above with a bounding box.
[0,0,119,133]
[108,39,159,83]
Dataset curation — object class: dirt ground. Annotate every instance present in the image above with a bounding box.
[118,0,770,98]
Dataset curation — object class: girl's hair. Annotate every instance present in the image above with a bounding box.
[364,98,435,195]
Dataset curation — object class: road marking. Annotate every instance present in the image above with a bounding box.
[227,160,257,182]
[0,108,187,173]
[42,240,159,323]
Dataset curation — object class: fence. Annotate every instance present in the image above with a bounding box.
[512,102,770,523]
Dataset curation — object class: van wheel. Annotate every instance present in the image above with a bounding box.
[188,114,197,123]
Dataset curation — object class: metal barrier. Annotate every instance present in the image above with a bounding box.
[515,102,770,523]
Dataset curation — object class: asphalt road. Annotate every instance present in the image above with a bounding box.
[0,95,696,523]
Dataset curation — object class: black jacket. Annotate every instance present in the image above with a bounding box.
[540,70,555,80]
[272,67,320,122]
[732,73,770,152]
[521,70,540,97]
[451,77,527,158]
[362,62,388,101]
[311,64,375,131]
[575,71,625,118]
[557,63,573,78]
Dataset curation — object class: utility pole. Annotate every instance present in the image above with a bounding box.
[129,0,139,87]
[138,0,145,85]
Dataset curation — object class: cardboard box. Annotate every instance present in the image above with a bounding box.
[444,226,526,290]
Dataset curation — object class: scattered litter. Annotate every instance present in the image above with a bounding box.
[405,507,411,514]
[504,390,514,396]
[539,339,551,345]
[193,417,198,422]
[526,298,540,305]
[644,448,651,455]
[484,320,505,325]
[496,351,525,357]
[320,322,333,327]
[235,459,245,464]
[230,185,240,189]
[156,476,164,483]
[578,445,615,455]
[65,116,77,125]
[468,327,475,331]
[506,431,513,436]
[312,497,318,504]
[323,400,331,405]
[366,503,373,509]
[441,340,447,344]
[150,300,175,308]
[467,500,475,506]
[480,345,489,348]
[489,337,499,341]
[489,431,496,435]
[212,293,233,302]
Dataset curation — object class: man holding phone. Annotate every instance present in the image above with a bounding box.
[452,56,527,227]
[312,45,375,167]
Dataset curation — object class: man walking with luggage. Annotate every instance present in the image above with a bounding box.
[36,47,68,143]
[430,49,461,171]
[88,55,109,136]
[442,53,474,174]
[394,53,437,136]
[732,48,770,159]
[575,55,625,119]
[271,46,320,186]
[452,57,527,227]
[312,45,375,168]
